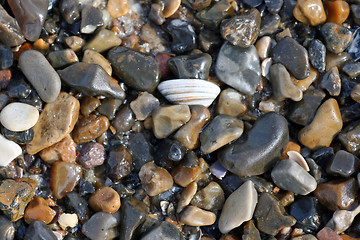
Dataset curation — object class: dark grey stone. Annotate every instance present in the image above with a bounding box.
[24,221,57,240]
[82,212,118,240]
[259,13,281,36]
[327,150,360,177]
[318,66,341,96]
[80,5,103,34]
[321,22,353,54]
[308,39,326,73]
[141,221,181,240]
[164,19,196,55]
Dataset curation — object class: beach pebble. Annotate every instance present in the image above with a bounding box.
[308,39,326,73]
[78,142,105,168]
[130,92,159,121]
[107,146,132,181]
[0,102,39,132]
[289,197,320,232]
[180,206,216,226]
[107,0,129,18]
[1,127,34,145]
[84,29,122,53]
[255,36,271,60]
[293,0,327,26]
[24,196,56,224]
[325,0,350,24]
[141,221,181,240]
[242,220,261,240]
[164,19,196,54]
[177,182,197,213]
[82,212,118,240]
[60,0,81,24]
[139,162,173,197]
[40,135,76,163]
[321,22,352,53]
[89,186,121,214]
[219,181,258,234]
[80,5,103,34]
[19,50,61,103]
[216,88,246,117]
[0,5,25,47]
[0,215,14,240]
[327,150,360,177]
[318,66,341,96]
[216,41,261,95]
[343,61,360,78]
[191,181,225,211]
[24,221,56,240]
[82,49,112,76]
[72,114,109,145]
[47,49,79,69]
[0,45,13,70]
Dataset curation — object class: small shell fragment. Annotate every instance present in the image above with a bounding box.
[287,151,310,171]
[157,79,221,108]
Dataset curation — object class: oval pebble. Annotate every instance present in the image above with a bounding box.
[0,102,39,132]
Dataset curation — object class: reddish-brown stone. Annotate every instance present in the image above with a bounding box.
[317,227,342,240]
[89,186,121,214]
[0,70,11,89]
[325,0,350,24]
[24,196,57,224]
[40,135,77,163]
[72,114,109,145]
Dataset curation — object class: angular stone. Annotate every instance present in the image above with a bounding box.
[80,5,103,34]
[47,49,79,69]
[19,50,61,103]
[141,221,181,240]
[219,181,258,234]
[82,212,118,240]
[152,105,191,139]
[270,63,303,101]
[0,4,25,47]
[0,102,39,132]
[24,196,57,224]
[272,37,310,80]
[314,178,359,211]
[293,0,327,26]
[197,0,235,29]
[220,9,261,48]
[26,92,80,155]
[321,22,353,53]
[216,41,261,95]
[164,19,196,54]
[78,142,105,168]
[108,47,160,92]
[82,49,112,76]
[72,114,109,145]
[180,206,216,226]
[139,162,173,197]
[0,178,36,221]
[8,0,49,41]
[242,220,261,240]
[84,29,122,53]
[308,39,326,73]
[289,197,321,231]
[24,221,57,240]
[271,159,317,195]
[167,53,212,80]
[58,62,125,100]
[107,146,131,181]
[191,181,225,211]
[327,150,360,177]
[216,88,246,117]
[318,66,341,96]
[130,92,159,121]
[219,112,289,177]
[254,192,296,236]
[200,115,244,154]
[298,98,342,150]
[40,135,76,163]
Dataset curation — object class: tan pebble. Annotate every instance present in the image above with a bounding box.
[172,163,202,187]
[163,0,181,18]
[255,36,271,60]
[351,83,360,103]
[24,196,57,224]
[107,0,129,18]
[139,162,173,197]
[325,0,350,24]
[40,135,76,163]
[84,29,122,53]
[80,97,101,116]
[325,52,351,71]
[177,182,198,213]
[292,66,319,91]
[58,213,78,229]
[89,186,121,214]
[72,115,110,145]
[33,38,49,54]
[26,92,80,155]
[191,181,225,211]
[180,206,216,226]
[293,0,327,26]
[216,88,246,117]
[65,36,85,52]
[298,98,343,150]
[82,49,112,76]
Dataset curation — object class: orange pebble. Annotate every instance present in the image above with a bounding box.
[24,197,57,224]
[13,43,32,60]
[325,0,350,24]
[281,141,301,160]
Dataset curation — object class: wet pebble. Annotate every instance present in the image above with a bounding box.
[172,162,202,187]
[60,0,80,24]
[24,221,56,240]
[255,36,271,60]
[82,49,112,76]
[128,132,153,172]
[84,29,122,53]
[216,41,261,95]
[139,162,173,197]
[47,49,79,69]
[80,97,101,116]
[216,88,246,117]
[0,102,39,132]
[19,50,61,103]
[0,5,25,47]
[289,197,320,231]
[66,192,89,223]
[141,221,181,240]
[89,186,121,214]
[293,0,327,26]
[319,66,341,96]
[97,98,122,120]
[112,105,135,132]
[316,227,342,240]
[327,150,360,177]
[24,196,56,224]
[321,22,353,54]
[107,0,129,18]
[107,146,131,181]
[325,0,350,24]
[6,76,31,99]
[177,182,197,213]
[40,135,76,163]
[58,213,78,229]
[191,181,225,211]
[78,142,105,168]
[130,92,159,121]
[82,212,118,240]
[343,61,360,78]
[197,0,235,29]
[259,13,280,36]
[308,39,326,73]
[180,206,216,227]
[265,0,283,13]
[200,114,244,154]
[164,19,196,54]
[80,5,103,34]
[1,127,34,145]
[154,139,186,167]
[72,114,109,145]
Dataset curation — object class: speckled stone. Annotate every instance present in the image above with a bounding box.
[318,66,341,96]
[321,22,353,53]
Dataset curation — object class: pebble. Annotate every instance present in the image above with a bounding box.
[66,192,89,223]
[59,0,80,24]
[108,47,160,92]
[89,186,121,214]
[65,36,85,52]
[216,88,246,117]
[180,206,216,226]
[272,37,310,80]
[112,105,135,132]
[0,102,39,132]
[321,23,353,54]
[24,221,57,240]
[343,61,360,78]
[152,105,191,139]
[78,142,105,168]
[107,0,129,18]
[50,161,82,199]
[0,178,36,221]
[141,221,181,240]
[191,181,225,211]
[84,29,122,53]
[130,92,160,121]
[271,159,317,195]
[167,53,212,80]
[80,97,101,116]
[164,19,196,54]
[259,13,281,36]
[298,98,342,150]
[128,132,153,172]
[265,0,283,13]
[82,49,112,76]
[288,88,326,126]
[171,162,202,187]
[58,62,125,100]
[154,139,186,167]
[72,114,109,145]
[254,192,296,236]
[149,3,165,25]
[107,146,131,181]
[317,227,342,240]
[327,150,360,177]
[314,178,359,211]
[177,182,197,213]
[47,49,79,69]
[139,162,173,197]
[289,197,320,231]
[255,37,271,61]
[0,69,11,89]
[58,213,78,229]
[26,92,80,155]
[219,112,289,177]
[1,127,34,145]
[293,0,327,26]
[220,9,261,48]
[39,135,76,163]
[82,212,118,240]
[0,45,13,70]
[24,196,56,224]
[0,215,14,240]
[0,4,25,47]
[97,98,122,120]
[6,75,31,98]
[174,105,210,149]
[219,180,258,234]
[19,50,61,103]
[308,39,326,73]
[200,115,244,154]
[325,52,351,71]
[119,198,148,240]
[197,0,235,29]
[216,41,261,95]
[80,5,103,34]
[325,0,350,24]
[327,205,360,234]
[339,120,360,155]
[319,66,342,96]
[199,29,222,52]
[8,0,48,41]
[270,63,303,101]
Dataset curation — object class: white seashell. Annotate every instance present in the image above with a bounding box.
[157,79,221,108]
[287,151,310,171]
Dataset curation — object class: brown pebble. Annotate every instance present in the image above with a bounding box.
[78,142,105,168]
[82,49,112,76]
[220,235,241,240]
[24,196,57,224]
[293,0,327,26]
[65,36,85,52]
[325,0,350,24]
[177,182,198,213]
[107,0,129,18]
[89,186,121,214]
[216,88,246,117]
[107,146,132,181]
[33,38,49,54]
[163,0,181,18]
[291,66,319,92]
[317,227,342,240]
[40,135,76,163]
[191,181,225,211]
[50,161,82,199]
[279,192,295,207]
[172,163,202,187]
[139,162,174,197]
[72,115,110,145]
[180,206,216,226]
[80,97,101,116]
[112,105,135,132]
[0,70,11,89]
[314,178,359,211]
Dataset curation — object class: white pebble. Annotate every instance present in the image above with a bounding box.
[0,134,22,167]
[58,213,78,229]
[0,102,39,132]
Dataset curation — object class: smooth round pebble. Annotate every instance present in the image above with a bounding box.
[0,102,39,132]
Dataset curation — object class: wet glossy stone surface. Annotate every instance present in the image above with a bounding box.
[191,181,225,211]
[24,221,56,240]
[327,150,360,177]
[40,135,76,163]
[89,186,121,214]
[164,19,196,54]
[308,39,326,73]
[78,142,105,168]
[139,162,173,197]
[321,23,353,54]
[82,212,118,240]
[72,114,109,145]
[0,4,25,47]
[289,197,321,231]
[107,146,131,181]
[319,66,341,96]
